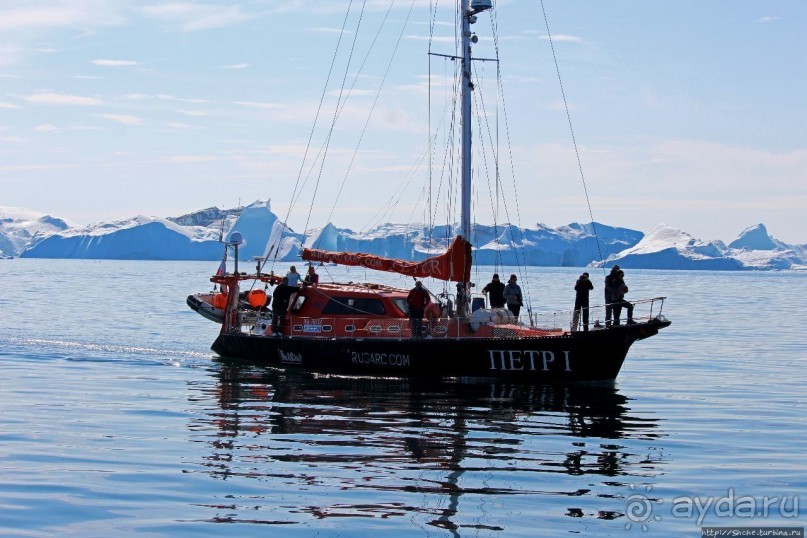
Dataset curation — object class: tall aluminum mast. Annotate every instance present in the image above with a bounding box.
[459,0,493,314]
[460,0,493,243]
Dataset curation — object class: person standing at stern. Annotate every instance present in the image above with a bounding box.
[482,274,506,308]
[503,274,523,318]
[572,272,594,331]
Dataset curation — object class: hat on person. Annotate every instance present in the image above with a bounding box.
[492,274,499,279]
[612,265,620,271]
[415,281,422,287]
[582,272,589,277]
[509,274,517,281]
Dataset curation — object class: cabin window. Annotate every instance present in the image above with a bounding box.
[322,297,387,316]
[290,295,306,312]
[391,298,409,315]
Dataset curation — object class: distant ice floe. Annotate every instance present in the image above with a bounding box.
[3,201,804,270]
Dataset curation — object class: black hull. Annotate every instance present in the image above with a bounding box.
[211,319,670,382]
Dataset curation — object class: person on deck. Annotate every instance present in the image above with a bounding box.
[304,265,319,285]
[407,281,431,338]
[611,270,634,325]
[604,265,620,327]
[482,274,506,308]
[572,272,594,331]
[503,274,523,318]
[271,277,293,336]
[285,266,301,287]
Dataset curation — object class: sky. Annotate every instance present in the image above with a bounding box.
[1,0,805,244]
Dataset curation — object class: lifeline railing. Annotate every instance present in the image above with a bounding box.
[235,297,666,339]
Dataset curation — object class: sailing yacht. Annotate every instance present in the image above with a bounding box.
[196,0,671,381]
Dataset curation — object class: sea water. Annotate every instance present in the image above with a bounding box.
[0,259,805,537]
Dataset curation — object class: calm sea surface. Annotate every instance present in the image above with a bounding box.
[1,259,805,537]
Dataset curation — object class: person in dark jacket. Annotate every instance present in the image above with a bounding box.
[572,272,594,331]
[407,281,431,337]
[604,265,620,327]
[303,265,319,285]
[271,277,293,335]
[611,270,634,325]
[503,274,523,317]
[482,274,505,308]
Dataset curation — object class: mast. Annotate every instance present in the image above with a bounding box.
[460,0,492,313]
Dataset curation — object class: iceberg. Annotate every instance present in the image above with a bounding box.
[7,200,804,270]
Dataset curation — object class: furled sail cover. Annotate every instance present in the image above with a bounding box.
[301,235,472,283]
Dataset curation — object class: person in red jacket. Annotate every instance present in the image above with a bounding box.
[406,281,431,338]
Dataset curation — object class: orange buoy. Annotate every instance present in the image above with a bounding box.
[212,293,228,309]
[248,289,267,309]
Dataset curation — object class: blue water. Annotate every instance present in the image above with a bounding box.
[1,259,805,537]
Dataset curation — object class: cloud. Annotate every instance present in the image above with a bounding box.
[24,92,101,106]
[178,109,208,117]
[541,34,583,43]
[93,59,139,67]
[754,16,781,24]
[0,4,126,32]
[156,94,209,104]
[234,101,283,110]
[308,27,352,34]
[34,124,60,132]
[0,102,21,109]
[165,122,198,129]
[138,3,255,32]
[95,113,144,125]
[220,63,249,69]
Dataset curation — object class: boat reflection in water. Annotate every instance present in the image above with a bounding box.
[188,364,666,531]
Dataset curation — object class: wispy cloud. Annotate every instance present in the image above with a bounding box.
[138,3,255,32]
[308,27,351,34]
[220,63,249,70]
[234,101,283,110]
[24,92,101,106]
[157,94,209,104]
[92,59,139,67]
[754,16,781,24]
[0,5,126,32]
[178,109,208,117]
[34,124,60,132]
[72,75,104,80]
[542,34,583,43]
[95,113,144,126]
[0,102,21,109]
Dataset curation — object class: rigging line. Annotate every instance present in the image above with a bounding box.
[471,68,502,272]
[361,82,457,235]
[290,0,391,221]
[488,7,533,307]
[303,0,369,242]
[539,0,605,271]
[431,57,460,245]
[295,0,397,239]
[265,0,355,270]
[318,0,416,244]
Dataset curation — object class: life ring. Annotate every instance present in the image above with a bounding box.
[248,289,267,309]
